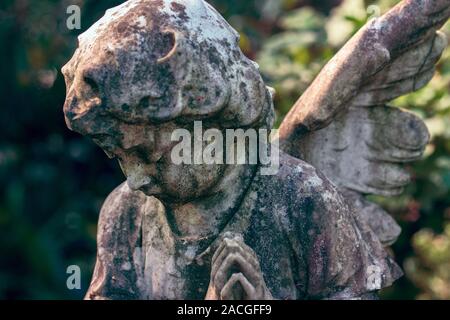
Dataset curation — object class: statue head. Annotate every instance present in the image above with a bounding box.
[62,0,274,202]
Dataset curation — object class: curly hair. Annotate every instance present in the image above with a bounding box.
[63,0,275,135]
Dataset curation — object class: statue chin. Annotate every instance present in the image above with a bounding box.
[133,183,163,198]
[132,180,206,204]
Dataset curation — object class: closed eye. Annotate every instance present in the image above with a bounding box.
[90,133,111,142]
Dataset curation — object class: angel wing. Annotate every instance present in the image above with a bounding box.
[279,0,450,246]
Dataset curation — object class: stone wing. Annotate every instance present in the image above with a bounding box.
[279,0,450,246]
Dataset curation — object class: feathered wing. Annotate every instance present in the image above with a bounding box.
[279,0,450,246]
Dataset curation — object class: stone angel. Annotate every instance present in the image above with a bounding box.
[61,0,450,300]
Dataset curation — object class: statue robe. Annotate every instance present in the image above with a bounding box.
[85,152,402,300]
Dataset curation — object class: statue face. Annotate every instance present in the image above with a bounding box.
[88,119,226,201]
[62,0,274,200]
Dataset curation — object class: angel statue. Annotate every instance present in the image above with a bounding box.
[62,0,450,300]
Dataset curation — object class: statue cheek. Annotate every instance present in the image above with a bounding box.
[157,163,196,196]
[156,161,222,199]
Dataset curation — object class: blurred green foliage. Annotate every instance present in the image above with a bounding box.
[0,0,448,299]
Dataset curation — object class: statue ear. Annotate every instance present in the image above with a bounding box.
[157,29,179,64]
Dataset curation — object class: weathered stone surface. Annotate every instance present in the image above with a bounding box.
[279,0,449,253]
[62,0,449,300]
[279,0,450,138]
[341,189,401,247]
[62,0,274,133]
[296,105,430,196]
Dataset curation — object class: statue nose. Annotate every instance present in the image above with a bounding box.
[64,66,107,126]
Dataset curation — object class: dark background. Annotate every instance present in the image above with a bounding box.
[0,0,449,299]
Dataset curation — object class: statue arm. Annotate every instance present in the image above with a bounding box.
[283,166,402,299]
[311,183,402,299]
[85,183,147,300]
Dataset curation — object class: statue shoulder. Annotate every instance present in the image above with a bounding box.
[250,152,349,240]
[97,182,161,240]
[260,152,343,206]
[102,182,148,210]
[87,182,159,300]
[258,153,402,298]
